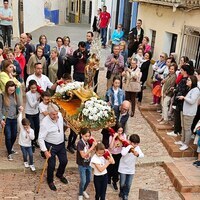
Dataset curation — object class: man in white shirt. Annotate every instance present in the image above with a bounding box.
[0,0,13,47]
[26,63,58,91]
[38,103,68,191]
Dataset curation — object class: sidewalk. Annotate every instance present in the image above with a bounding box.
[139,86,200,199]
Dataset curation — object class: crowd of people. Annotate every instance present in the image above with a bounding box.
[0,1,199,200]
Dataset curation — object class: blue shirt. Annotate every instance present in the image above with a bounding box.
[111,29,124,45]
[0,7,12,26]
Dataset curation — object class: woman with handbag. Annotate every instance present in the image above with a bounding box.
[122,58,142,117]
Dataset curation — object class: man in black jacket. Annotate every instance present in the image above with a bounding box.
[128,19,144,57]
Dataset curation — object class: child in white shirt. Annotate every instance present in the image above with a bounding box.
[18,112,35,171]
[118,134,144,200]
[90,142,114,200]
[39,91,51,122]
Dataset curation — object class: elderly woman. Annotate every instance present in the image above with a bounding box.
[122,57,142,117]
[48,49,59,83]
[151,52,168,105]
[27,46,47,75]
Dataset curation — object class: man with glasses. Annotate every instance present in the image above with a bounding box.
[0,0,13,47]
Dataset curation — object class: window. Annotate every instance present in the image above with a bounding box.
[151,30,156,56]
[181,26,200,69]
[89,1,92,23]
[82,1,86,14]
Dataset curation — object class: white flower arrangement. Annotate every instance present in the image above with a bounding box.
[81,97,112,122]
[56,81,84,95]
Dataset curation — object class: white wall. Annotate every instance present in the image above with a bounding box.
[23,0,45,33]
[137,3,200,61]
[58,0,67,24]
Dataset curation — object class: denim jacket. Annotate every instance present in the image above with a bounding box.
[105,87,125,108]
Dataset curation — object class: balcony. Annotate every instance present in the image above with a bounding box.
[129,0,200,9]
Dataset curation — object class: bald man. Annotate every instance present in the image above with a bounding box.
[102,100,130,148]
[38,103,68,191]
[118,100,130,131]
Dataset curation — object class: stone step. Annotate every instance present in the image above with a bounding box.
[163,161,200,193]
[140,110,197,157]
[180,193,200,200]
[139,104,160,111]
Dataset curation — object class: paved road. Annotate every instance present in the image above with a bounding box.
[0,24,181,200]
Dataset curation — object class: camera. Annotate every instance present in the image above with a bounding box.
[77,52,83,58]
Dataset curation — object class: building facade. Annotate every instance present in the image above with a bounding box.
[0,0,45,38]
[130,0,200,68]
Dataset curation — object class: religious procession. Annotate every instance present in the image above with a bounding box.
[0,0,200,200]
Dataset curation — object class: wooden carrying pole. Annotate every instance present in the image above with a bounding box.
[36,146,52,194]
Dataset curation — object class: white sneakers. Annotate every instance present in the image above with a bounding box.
[167,131,178,137]
[8,154,13,161]
[174,141,189,151]
[24,162,29,168]
[78,196,83,200]
[30,165,36,171]
[78,191,89,200]
[24,162,36,171]
[83,191,89,199]
[179,144,189,151]
[174,141,184,145]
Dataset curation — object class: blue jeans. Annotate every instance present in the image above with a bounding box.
[4,118,17,155]
[94,174,108,200]
[25,113,40,142]
[100,27,107,46]
[120,173,134,198]
[20,146,33,165]
[78,165,92,195]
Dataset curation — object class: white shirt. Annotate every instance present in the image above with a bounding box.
[113,87,119,106]
[26,73,53,91]
[25,91,40,115]
[39,102,48,122]
[90,154,107,176]
[38,112,64,152]
[18,113,35,147]
[118,145,144,174]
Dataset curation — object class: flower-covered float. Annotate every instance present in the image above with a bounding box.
[52,82,116,133]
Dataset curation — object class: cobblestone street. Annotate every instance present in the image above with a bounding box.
[0,166,181,200]
[0,24,182,199]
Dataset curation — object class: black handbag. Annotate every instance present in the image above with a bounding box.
[106,70,112,79]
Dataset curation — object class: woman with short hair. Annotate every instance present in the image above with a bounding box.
[27,46,47,75]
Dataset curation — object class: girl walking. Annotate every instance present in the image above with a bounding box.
[90,142,114,200]
[18,112,35,171]
[25,80,40,149]
[76,128,97,200]
[107,123,126,190]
